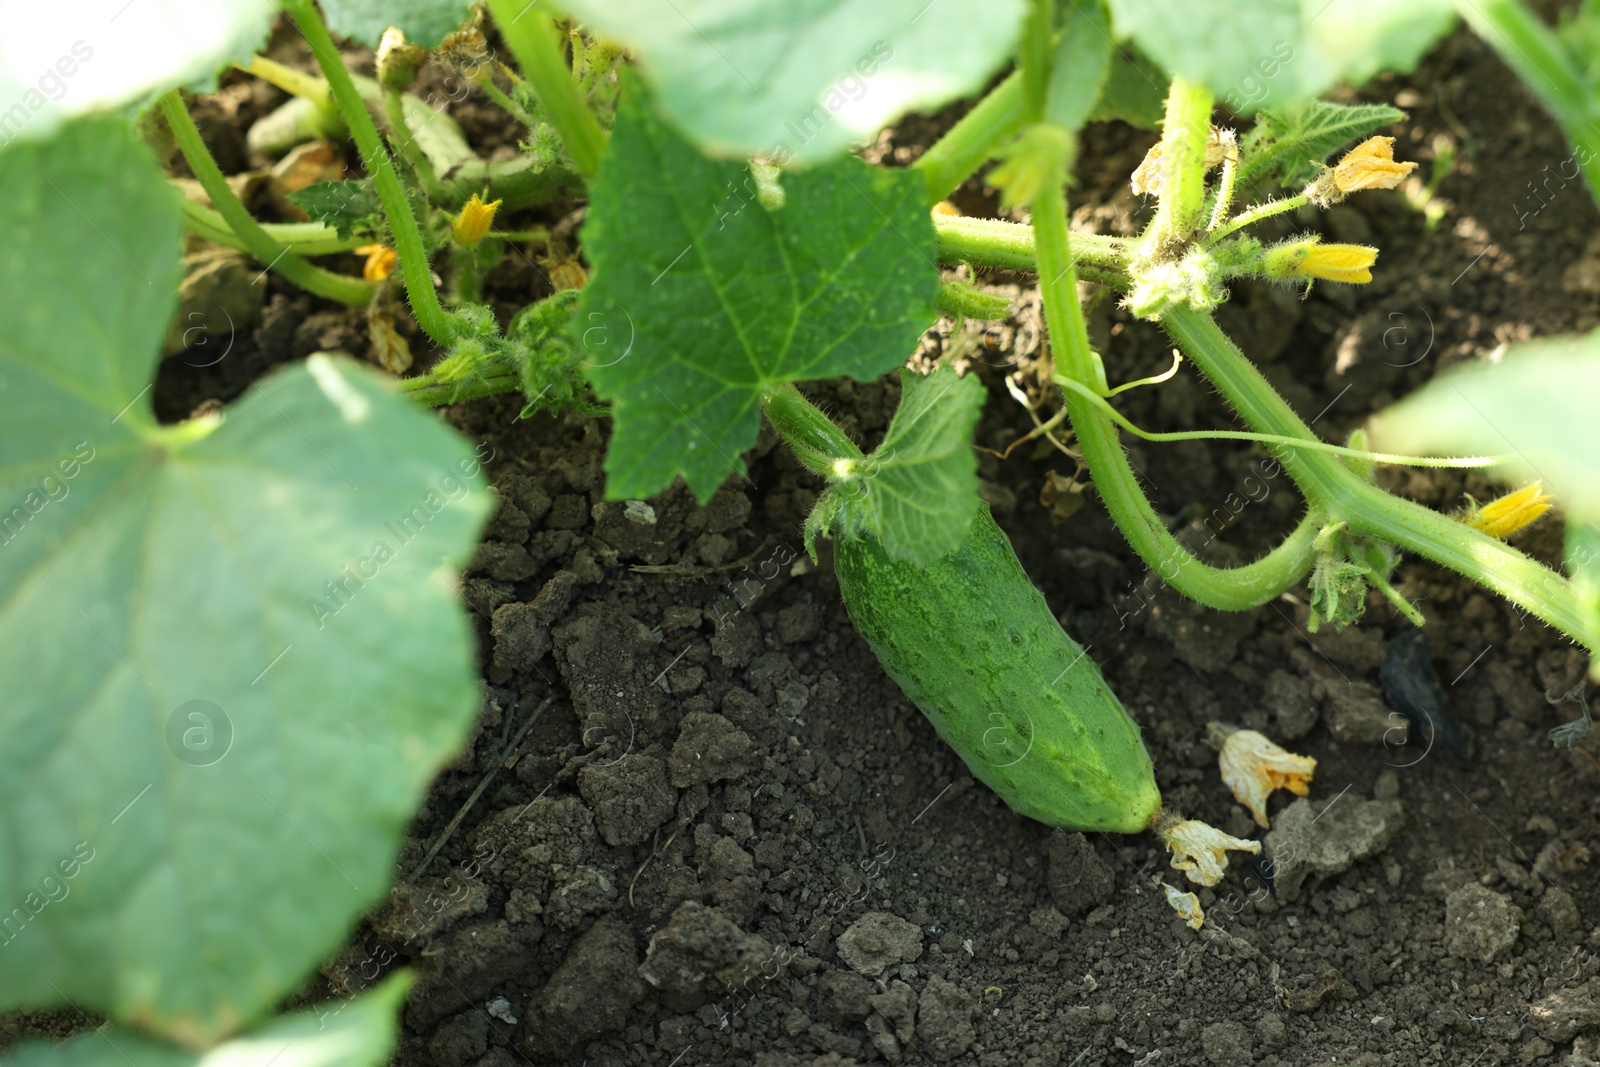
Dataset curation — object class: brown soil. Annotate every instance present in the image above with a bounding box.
[10,18,1600,1067]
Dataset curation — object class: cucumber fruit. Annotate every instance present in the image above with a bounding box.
[834,504,1162,833]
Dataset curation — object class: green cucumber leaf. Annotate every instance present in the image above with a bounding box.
[580,77,939,502]
[0,0,276,147]
[1237,100,1406,190]
[319,0,473,47]
[853,365,986,565]
[0,117,489,1044]
[0,974,410,1067]
[1088,44,1168,128]
[1105,0,1455,113]
[287,179,386,240]
[555,0,1024,163]
[1367,329,1600,520]
[1047,0,1115,131]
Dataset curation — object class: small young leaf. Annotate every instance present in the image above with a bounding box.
[1047,0,1115,131]
[0,117,489,1043]
[1236,100,1406,191]
[554,0,1024,163]
[1106,0,1454,113]
[319,0,473,47]
[0,974,410,1067]
[1368,330,1600,521]
[580,77,939,502]
[842,365,986,565]
[287,179,386,240]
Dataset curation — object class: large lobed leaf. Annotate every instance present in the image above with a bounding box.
[1368,331,1600,521]
[0,118,489,1043]
[579,76,940,502]
[319,0,474,47]
[0,976,409,1067]
[555,0,1024,163]
[1106,0,1455,114]
[0,0,275,147]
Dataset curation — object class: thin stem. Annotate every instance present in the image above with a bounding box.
[383,87,449,203]
[243,55,333,105]
[480,77,541,129]
[158,90,374,306]
[180,196,368,256]
[400,367,521,406]
[1203,193,1309,247]
[1205,131,1240,231]
[913,72,1027,204]
[1455,0,1600,206]
[487,0,606,180]
[283,0,454,345]
[1055,375,1504,468]
[1032,143,1317,608]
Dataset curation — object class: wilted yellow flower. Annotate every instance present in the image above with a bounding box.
[1464,482,1553,539]
[1154,810,1261,887]
[356,244,397,281]
[1130,126,1232,197]
[1164,884,1205,930]
[1263,238,1379,284]
[452,193,502,246]
[1208,722,1316,828]
[1332,136,1417,194]
[931,200,962,217]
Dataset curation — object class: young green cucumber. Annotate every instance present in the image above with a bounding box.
[834,504,1162,833]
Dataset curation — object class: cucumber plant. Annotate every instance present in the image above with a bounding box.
[5,0,1600,1060]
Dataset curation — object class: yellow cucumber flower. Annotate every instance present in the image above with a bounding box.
[1208,722,1316,828]
[1263,238,1379,284]
[452,193,502,247]
[1464,482,1553,539]
[1331,136,1418,194]
[1153,810,1261,887]
[356,244,397,281]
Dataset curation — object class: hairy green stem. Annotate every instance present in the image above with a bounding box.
[1142,77,1214,254]
[383,87,449,203]
[1456,0,1600,207]
[400,368,522,406]
[283,0,454,345]
[1203,193,1308,246]
[1032,145,1318,608]
[1161,305,1589,642]
[913,72,1027,204]
[760,385,865,478]
[158,90,374,306]
[487,0,607,180]
[935,213,1126,273]
[179,196,368,256]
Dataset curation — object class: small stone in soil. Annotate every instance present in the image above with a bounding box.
[1263,796,1404,902]
[668,712,755,787]
[837,911,924,978]
[1444,882,1521,964]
